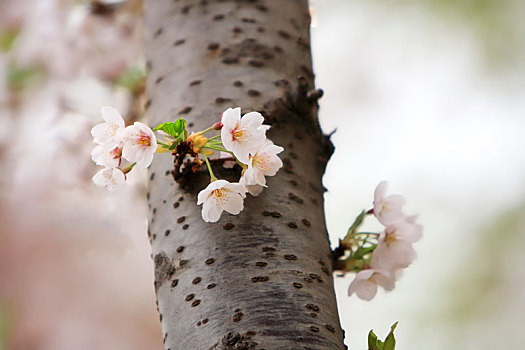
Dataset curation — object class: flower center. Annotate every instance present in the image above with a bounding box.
[138,132,151,147]
[231,123,248,142]
[253,154,271,171]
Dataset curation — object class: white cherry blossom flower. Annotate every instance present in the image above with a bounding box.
[122,122,157,168]
[91,106,125,147]
[220,107,268,164]
[91,143,122,168]
[92,167,126,191]
[373,181,406,225]
[243,141,284,187]
[197,180,247,223]
[371,218,423,269]
[348,269,396,301]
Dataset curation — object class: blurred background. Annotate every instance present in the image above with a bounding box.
[0,0,524,349]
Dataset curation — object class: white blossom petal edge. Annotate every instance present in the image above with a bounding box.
[373,181,407,226]
[91,106,125,147]
[220,107,267,164]
[92,167,126,191]
[91,143,122,168]
[122,122,157,168]
[347,269,395,301]
[197,180,247,222]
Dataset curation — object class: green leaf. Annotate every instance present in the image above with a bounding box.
[154,119,187,141]
[347,210,366,236]
[0,30,18,52]
[383,322,398,350]
[368,330,378,350]
[114,64,145,92]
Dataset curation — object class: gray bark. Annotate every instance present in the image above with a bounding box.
[144,1,345,349]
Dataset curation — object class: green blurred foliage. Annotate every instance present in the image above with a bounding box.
[0,304,11,350]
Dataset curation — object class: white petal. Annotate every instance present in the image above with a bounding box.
[222,191,244,215]
[374,181,388,204]
[202,201,223,222]
[101,106,125,127]
[240,111,264,129]
[221,107,241,129]
[355,281,378,301]
[246,184,264,196]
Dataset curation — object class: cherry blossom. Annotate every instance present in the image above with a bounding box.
[220,107,268,164]
[197,180,247,223]
[122,122,157,168]
[92,167,126,191]
[91,143,122,168]
[373,181,406,225]
[347,269,396,301]
[91,106,125,147]
[242,141,284,187]
[239,176,264,197]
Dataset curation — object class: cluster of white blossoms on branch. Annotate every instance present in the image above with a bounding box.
[337,181,422,301]
[91,107,157,190]
[90,106,283,223]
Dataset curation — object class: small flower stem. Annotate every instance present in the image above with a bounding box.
[207,134,221,141]
[202,153,217,181]
[199,126,215,135]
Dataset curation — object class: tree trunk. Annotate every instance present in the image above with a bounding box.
[144,1,344,349]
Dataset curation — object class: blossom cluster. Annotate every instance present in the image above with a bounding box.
[344,182,422,301]
[90,106,283,223]
[196,107,283,222]
[91,107,157,190]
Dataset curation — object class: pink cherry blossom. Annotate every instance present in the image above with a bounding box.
[91,106,125,147]
[122,122,157,168]
[347,269,395,301]
[197,180,247,222]
[220,107,268,164]
[92,167,126,191]
[91,143,122,168]
[373,181,406,225]
[242,141,284,188]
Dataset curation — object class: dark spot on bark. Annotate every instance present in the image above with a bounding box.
[233,80,243,87]
[248,60,264,67]
[189,80,202,86]
[297,37,310,50]
[273,46,283,53]
[167,266,176,277]
[191,300,201,307]
[154,252,176,288]
[289,152,298,159]
[288,192,304,204]
[325,324,336,333]
[251,276,269,283]
[179,106,192,114]
[173,202,180,208]
[202,318,209,324]
[165,229,170,236]
[155,76,164,84]
[178,196,184,201]
[154,28,163,38]
[147,192,150,200]
[197,321,202,326]
[152,208,157,214]
[215,97,232,104]
[302,219,311,227]
[176,246,185,253]
[293,282,303,289]
[232,312,244,322]
[312,305,321,313]
[213,14,224,20]
[223,222,235,230]
[310,312,317,317]
[145,99,152,109]
[185,293,195,301]
[208,42,220,50]
[321,266,330,276]
[262,247,276,252]
[247,89,261,97]
[188,122,194,127]
[152,233,157,240]
[181,5,190,14]
[309,326,320,333]
[180,259,189,267]
[232,26,242,33]
[257,27,265,32]
[174,39,186,46]
[289,180,298,187]
[255,261,267,267]
[262,211,270,216]
[171,279,178,288]
[277,30,290,39]
[162,200,166,204]
[264,252,275,257]
[177,216,186,223]
[205,258,215,265]
[284,254,297,261]
[159,313,163,321]
[318,259,326,267]
[146,60,152,70]
[287,222,298,229]
[192,277,202,284]
[256,4,267,11]
[207,283,217,289]
[182,224,189,230]
[270,211,281,218]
